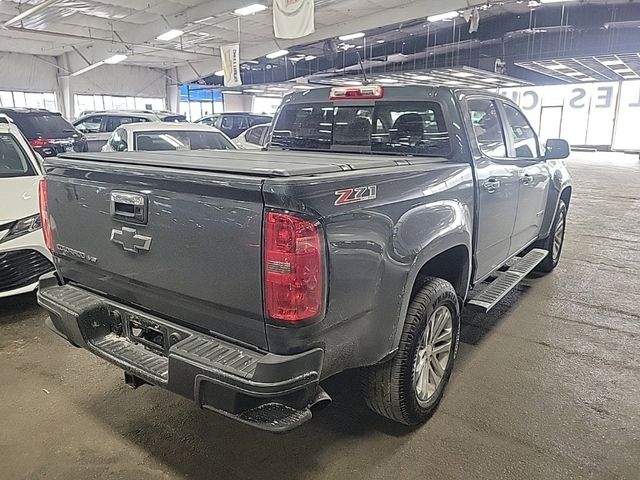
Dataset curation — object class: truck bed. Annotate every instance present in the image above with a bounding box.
[58,150,449,177]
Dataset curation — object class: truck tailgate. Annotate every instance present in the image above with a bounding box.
[45,157,267,349]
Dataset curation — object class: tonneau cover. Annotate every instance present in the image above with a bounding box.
[57,149,447,177]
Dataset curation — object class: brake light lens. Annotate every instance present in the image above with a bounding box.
[30,138,51,149]
[329,85,384,100]
[264,211,325,323]
[38,178,54,253]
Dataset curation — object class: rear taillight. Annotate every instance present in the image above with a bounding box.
[264,211,325,323]
[38,178,54,253]
[30,138,50,149]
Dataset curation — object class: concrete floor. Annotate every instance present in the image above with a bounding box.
[1,152,639,480]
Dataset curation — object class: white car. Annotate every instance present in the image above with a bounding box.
[233,123,270,150]
[101,122,236,153]
[74,110,186,152]
[0,116,53,298]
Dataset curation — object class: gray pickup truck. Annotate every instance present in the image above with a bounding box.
[37,86,571,432]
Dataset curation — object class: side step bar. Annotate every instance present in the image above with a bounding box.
[467,248,548,311]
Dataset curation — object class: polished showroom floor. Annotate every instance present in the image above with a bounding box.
[1,152,638,480]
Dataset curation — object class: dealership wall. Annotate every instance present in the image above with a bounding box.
[500,80,640,151]
[0,52,169,120]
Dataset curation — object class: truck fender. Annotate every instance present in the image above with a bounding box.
[388,202,473,352]
[540,162,572,238]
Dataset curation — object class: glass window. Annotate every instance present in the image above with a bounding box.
[109,128,128,151]
[75,116,103,134]
[134,130,234,151]
[0,91,14,107]
[0,134,35,178]
[271,101,450,157]
[246,125,266,145]
[467,99,507,158]
[105,116,149,132]
[18,113,75,137]
[503,104,539,158]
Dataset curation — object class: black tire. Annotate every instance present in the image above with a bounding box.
[361,277,460,425]
[535,200,567,273]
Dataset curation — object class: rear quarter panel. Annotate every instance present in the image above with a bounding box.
[263,162,474,376]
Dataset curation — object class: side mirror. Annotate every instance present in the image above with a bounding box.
[544,139,570,160]
[116,142,128,152]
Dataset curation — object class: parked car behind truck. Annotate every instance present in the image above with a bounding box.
[37,85,571,432]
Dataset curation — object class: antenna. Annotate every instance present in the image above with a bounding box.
[356,50,370,85]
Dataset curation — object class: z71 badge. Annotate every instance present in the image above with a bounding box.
[334,185,377,206]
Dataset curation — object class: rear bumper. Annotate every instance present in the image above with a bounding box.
[37,274,324,432]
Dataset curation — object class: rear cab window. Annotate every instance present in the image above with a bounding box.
[0,133,35,178]
[271,101,451,157]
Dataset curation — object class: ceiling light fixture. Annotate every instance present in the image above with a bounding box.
[451,71,476,78]
[70,62,104,77]
[156,29,184,41]
[214,70,224,76]
[304,55,317,61]
[338,32,365,41]
[233,4,268,16]
[601,59,624,66]
[427,11,460,22]
[377,78,398,84]
[376,39,385,44]
[545,64,566,70]
[103,54,127,65]
[413,75,434,81]
[266,49,289,59]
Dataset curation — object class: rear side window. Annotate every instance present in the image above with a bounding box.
[106,116,149,132]
[246,125,267,145]
[271,101,450,157]
[0,134,35,178]
[74,116,103,133]
[502,104,539,158]
[467,99,507,158]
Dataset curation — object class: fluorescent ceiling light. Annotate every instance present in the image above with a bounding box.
[156,29,184,41]
[70,62,104,77]
[377,78,398,84]
[343,81,363,86]
[615,68,634,73]
[566,71,586,76]
[546,64,566,70]
[214,70,224,76]
[338,32,365,41]
[103,54,127,65]
[266,49,289,59]
[413,75,434,81]
[234,4,268,16]
[427,11,459,22]
[602,59,624,66]
[304,55,317,61]
[376,39,385,44]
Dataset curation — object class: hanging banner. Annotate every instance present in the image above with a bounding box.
[273,0,315,39]
[220,43,241,87]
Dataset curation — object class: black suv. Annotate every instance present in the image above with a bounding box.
[196,112,272,138]
[0,108,87,157]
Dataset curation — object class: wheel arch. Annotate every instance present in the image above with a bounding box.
[391,242,471,350]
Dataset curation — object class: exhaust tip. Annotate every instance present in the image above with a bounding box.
[309,387,332,413]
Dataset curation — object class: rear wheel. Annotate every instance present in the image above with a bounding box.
[361,278,460,425]
[535,200,567,273]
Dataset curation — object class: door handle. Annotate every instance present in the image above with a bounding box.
[483,179,501,193]
[521,174,533,186]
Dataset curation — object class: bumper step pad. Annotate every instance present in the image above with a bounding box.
[467,248,548,311]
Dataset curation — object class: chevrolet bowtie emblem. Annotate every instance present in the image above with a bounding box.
[110,227,152,253]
